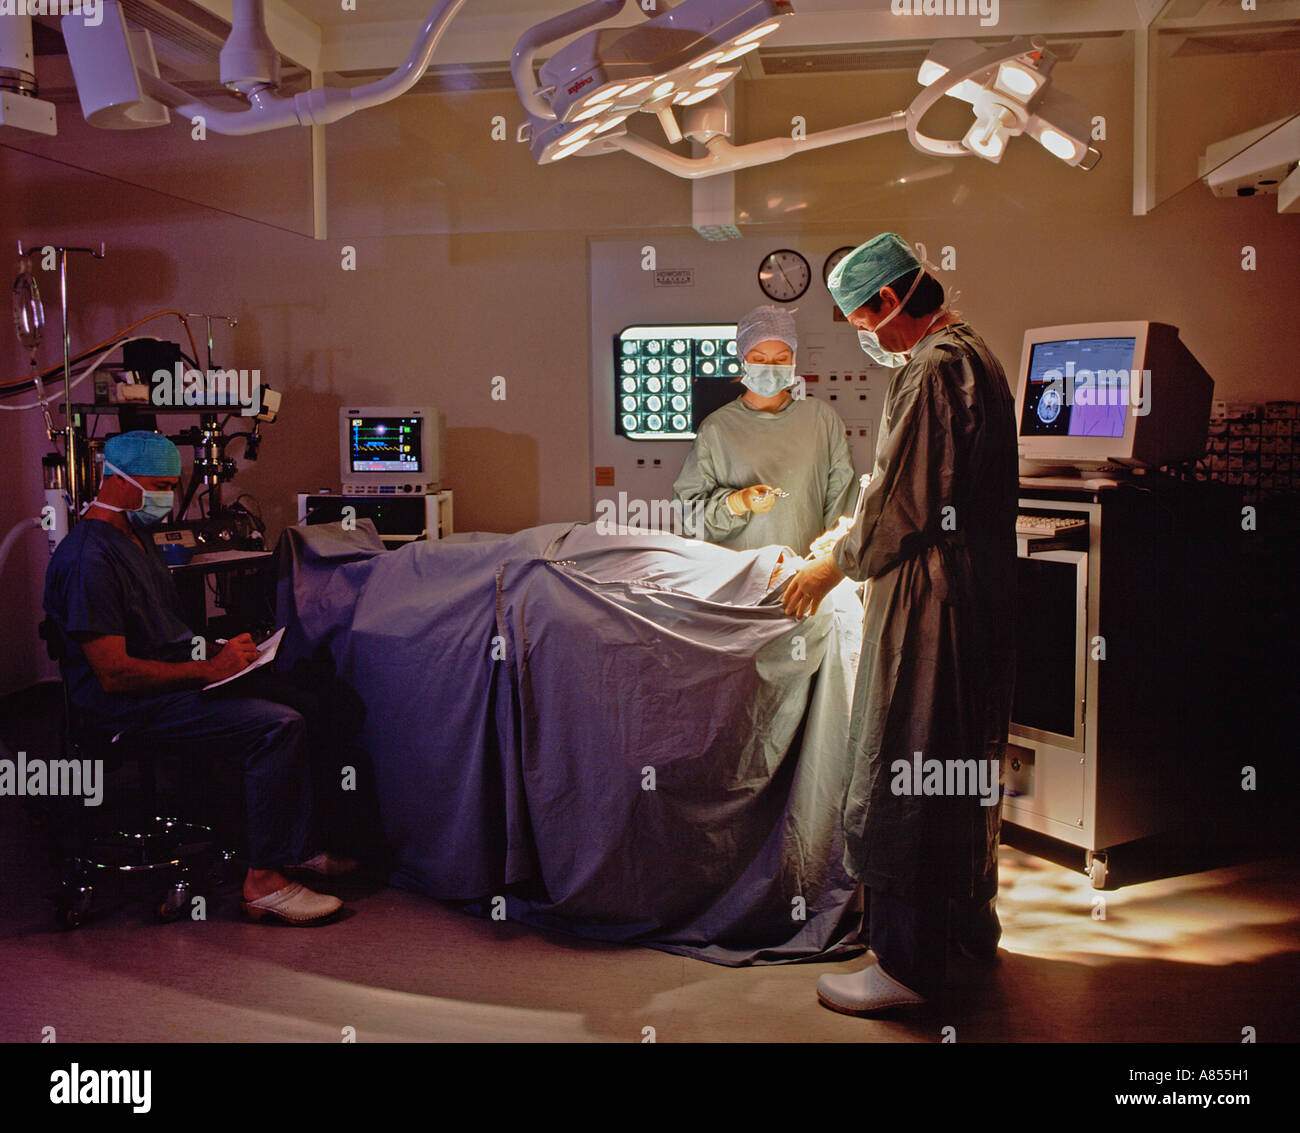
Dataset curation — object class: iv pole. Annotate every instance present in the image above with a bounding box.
[18,242,107,520]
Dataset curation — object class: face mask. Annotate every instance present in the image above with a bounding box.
[92,462,175,525]
[856,270,945,368]
[741,362,796,398]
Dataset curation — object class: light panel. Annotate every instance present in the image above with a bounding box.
[615,325,741,440]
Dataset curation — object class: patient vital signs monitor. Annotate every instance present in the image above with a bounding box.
[340,407,442,494]
[1015,322,1213,475]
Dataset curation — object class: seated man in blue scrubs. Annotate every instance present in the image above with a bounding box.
[44,430,348,926]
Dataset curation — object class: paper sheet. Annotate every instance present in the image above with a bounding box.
[202,627,285,691]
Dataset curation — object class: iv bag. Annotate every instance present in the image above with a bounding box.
[13,257,45,352]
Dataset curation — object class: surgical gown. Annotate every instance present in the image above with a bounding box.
[832,322,1018,901]
[673,395,857,554]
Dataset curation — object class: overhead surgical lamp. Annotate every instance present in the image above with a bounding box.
[911,38,1101,170]
[513,1,1100,180]
[514,0,792,161]
[62,0,470,135]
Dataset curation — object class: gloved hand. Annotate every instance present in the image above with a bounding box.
[782,556,845,618]
[809,515,854,559]
[729,485,781,515]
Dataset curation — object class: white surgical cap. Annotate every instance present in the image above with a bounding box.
[736,305,798,361]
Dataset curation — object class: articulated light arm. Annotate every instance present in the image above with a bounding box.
[608,110,908,180]
[512,0,632,121]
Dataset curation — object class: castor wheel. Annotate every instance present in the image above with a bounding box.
[156,879,192,923]
[1085,851,1109,889]
[55,882,94,930]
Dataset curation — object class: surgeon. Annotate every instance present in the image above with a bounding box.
[781,234,1018,1013]
[673,304,857,555]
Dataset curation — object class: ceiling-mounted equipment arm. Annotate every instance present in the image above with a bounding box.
[511,0,631,121]
[609,109,908,180]
[63,0,469,135]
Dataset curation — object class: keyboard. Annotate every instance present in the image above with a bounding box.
[1016,514,1087,537]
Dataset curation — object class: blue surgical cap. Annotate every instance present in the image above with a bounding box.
[104,431,181,478]
[828,233,922,318]
[736,305,798,361]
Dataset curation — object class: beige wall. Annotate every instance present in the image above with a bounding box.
[2,42,1298,694]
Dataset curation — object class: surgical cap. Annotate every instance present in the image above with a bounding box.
[736,305,798,361]
[104,431,182,477]
[828,233,922,318]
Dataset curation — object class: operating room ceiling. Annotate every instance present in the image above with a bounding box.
[279,0,1168,71]
[5,0,1298,235]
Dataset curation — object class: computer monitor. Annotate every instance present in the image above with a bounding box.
[339,407,442,494]
[1014,322,1213,476]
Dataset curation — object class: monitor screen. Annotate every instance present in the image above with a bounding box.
[348,415,424,473]
[1020,336,1137,440]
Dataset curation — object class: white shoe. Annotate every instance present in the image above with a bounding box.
[817,959,926,1015]
[240,883,343,926]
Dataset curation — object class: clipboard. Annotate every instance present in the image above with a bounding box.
[202,627,286,691]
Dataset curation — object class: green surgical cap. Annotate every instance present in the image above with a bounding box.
[828,233,922,318]
[104,430,182,477]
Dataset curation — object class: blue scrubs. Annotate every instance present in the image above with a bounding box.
[43,518,311,869]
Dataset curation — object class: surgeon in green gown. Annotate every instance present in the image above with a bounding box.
[781,234,1018,1014]
[673,305,857,556]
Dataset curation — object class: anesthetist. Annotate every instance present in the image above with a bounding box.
[673,304,857,555]
[781,234,1018,1015]
[43,431,359,926]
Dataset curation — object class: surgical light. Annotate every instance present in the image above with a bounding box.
[718,41,763,63]
[734,21,782,44]
[1038,127,1082,163]
[697,71,739,88]
[513,0,794,165]
[994,62,1045,101]
[909,38,1102,170]
[917,59,946,87]
[516,13,1101,183]
[964,114,1009,162]
[690,52,728,71]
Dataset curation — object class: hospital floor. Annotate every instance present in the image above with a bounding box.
[2,691,1298,1044]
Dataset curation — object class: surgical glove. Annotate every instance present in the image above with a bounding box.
[809,515,854,559]
[730,485,781,515]
[782,556,844,618]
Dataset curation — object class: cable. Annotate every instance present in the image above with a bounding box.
[1,340,206,402]
[0,518,42,584]
[0,310,200,392]
[0,336,146,411]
